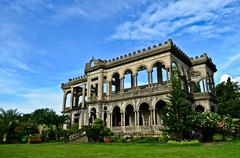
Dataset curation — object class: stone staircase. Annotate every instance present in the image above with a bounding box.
[68,133,88,143]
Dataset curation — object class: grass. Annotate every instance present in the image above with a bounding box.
[0,141,240,158]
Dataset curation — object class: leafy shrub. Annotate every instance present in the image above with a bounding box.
[167,140,200,145]
[213,133,223,142]
[21,135,28,143]
[158,133,170,143]
[111,135,127,143]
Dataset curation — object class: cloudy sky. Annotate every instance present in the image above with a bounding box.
[0,0,240,114]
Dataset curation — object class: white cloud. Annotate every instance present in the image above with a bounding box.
[0,86,62,114]
[111,0,240,40]
[220,74,240,83]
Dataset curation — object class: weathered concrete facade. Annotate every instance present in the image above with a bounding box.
[61,39,217,136]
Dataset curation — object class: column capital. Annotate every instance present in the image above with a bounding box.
[147,69,153,73]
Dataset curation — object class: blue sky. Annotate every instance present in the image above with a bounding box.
[0,0,240,114]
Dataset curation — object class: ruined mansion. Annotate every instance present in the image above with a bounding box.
[61,39,217,136]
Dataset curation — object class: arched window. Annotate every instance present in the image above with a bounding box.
[112,106,121,126]
[89,108,97,125]
[65,92,71,108]
[155,100,166,125]
[198,79,205,92]
[112,73,120,93]
[195,105,204,113]
[124,69,133,90]
[139,102,150,126]
[152,62,167,85]
[125,104,134,126]
[137,65,148,87]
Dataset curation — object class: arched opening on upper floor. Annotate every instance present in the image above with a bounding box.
[112,73,120,94]
[112,106,121,126]
[195,105,205,113]
[189,82,201,93]
[125,104,134,126]
[198,79,205,92]
[152,62,167,85]
[65,92,71,108]
[89,107,97,125]
[139,102,150,126]
[124,69,133,91]
[155,100,166,125]
[137,65,148,88]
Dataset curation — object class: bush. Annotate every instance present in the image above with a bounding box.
[167,140,200,145]
[213,133,223,142]
[158,133,170,143]
[111,135,127,143]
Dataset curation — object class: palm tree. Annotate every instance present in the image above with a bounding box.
[0,108,21,143]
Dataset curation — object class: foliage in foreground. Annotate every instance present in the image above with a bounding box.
[0,108,70,143]
[82,118,113,142]
[162,68,193,140]
[216,77,240,118]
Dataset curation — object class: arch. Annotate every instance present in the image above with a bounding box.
[139,102,150,126]
[89,107,97,125]
[137,65,148,87]
[195,105,205,113]
[124,69,133,90]
[150,60,166,69]
[65,91,71,108]
[112,106,121,126]
[198,79,205,92]
[104,106,107,111]
[152,62,167,85]
[155,100,166,125]
[111,72,120,93]
[125,104,134,126]
[189,81,201,93]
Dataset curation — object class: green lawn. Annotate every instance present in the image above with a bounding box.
[0,141,239,158]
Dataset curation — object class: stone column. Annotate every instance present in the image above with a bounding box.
[166,67,170,81]
[157,65,163,84]
[82,83,86,108]
[120,78,124,92]
[107,112,110,127]
[87,76,91,99]
[150,110,153,125]
[148,70,153,87]
[79,114,82,129]
[205,78,209,92]
[123,112,125,126]
[132,74,137,89]
[134,111,137,126]
[202,80,206,92]
[62,92,66,111]
[153,109,156,126]
[136,111,139,126]
[121,113,123,127]
[110,113,112,127]
[98,71,103,100]
[70,87,74,110]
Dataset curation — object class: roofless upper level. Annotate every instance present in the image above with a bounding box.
[61,39,217,113]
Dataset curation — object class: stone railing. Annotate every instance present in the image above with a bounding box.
[111,125,164,136]
[87,83,170,103]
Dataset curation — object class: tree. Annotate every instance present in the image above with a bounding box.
[216,77,240,118]
[162,68,193,140]
[82,118,113,142]
[0,108,21,143]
